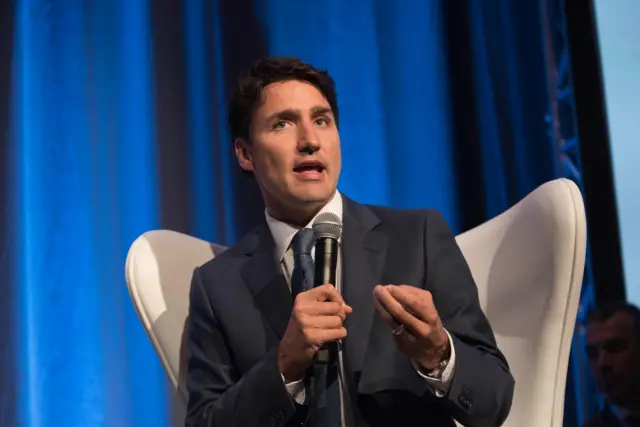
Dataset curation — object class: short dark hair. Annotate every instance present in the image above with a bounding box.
[228,56,339,143]
[586,301,640,337]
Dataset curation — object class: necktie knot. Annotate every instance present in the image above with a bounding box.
[292,228,315,257]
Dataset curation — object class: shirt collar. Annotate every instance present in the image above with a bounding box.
[265,191,343,262]
[610,404,628,421]
[609,403,640,421]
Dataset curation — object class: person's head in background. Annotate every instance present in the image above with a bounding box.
[585,301,640,410]
[228,57,342,227]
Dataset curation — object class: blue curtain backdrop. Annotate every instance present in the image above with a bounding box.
[0,0,588,426]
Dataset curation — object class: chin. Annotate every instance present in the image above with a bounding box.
[297,189,334,203]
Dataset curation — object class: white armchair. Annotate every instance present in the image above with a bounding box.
[125,178,586,426]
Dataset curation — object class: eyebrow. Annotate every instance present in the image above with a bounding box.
[311,106,333,117]
[265,106,333,123]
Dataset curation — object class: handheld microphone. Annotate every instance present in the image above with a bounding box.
[312,212,343,364]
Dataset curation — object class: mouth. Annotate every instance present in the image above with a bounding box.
[293,161,326,178]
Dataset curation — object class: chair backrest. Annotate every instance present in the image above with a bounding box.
[125,178,586,427]
[125,230,225,415]
[455,178,586,427]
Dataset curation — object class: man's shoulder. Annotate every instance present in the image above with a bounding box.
[340,198,453,243]
[356,200,448,229]
[364,203,435,218]
[197,225,266,275]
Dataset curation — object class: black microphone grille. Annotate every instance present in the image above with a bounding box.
[312,212,343,240]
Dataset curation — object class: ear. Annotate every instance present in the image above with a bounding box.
[234,138,254,172]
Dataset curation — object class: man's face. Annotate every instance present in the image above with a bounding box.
[235,80,341,222]
[586,311,640,403]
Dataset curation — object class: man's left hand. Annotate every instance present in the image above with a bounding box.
[373,285,450,371]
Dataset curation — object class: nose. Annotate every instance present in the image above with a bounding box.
[297,120,320,154]
[597,350,613,370]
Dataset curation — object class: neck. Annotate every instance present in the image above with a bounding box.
[265,191,336,227]
[267,203,322,227]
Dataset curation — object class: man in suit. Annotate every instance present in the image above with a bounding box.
[583,302,640,427]
[185,56,514,427]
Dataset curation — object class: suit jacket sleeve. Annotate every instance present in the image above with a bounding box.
[184,266,301,427]
[424,211,515,426]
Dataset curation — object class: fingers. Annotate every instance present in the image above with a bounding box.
[302,301,350,320]
[387,285,440,327]
[304,327,348,346]
[309,283,345,304]
[373,285,429,337]
[298,284,353,314]
[293,285,352,331]
[300,314,344,329]
[373,295,398,329]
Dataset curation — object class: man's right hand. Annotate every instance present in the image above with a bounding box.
[278,284,352,383]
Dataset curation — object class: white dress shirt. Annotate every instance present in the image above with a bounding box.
[265,191,457,415]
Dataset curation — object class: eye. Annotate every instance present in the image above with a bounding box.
[273,120,288,130]
[585,345,598,360]
[603,338,628,354]
[315,117,330,126]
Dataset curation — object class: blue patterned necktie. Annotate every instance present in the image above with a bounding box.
[291,228,316,297]
[290,228,342,427]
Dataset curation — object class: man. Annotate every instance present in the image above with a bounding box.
[583,302,640,427]
[185,56,514,427]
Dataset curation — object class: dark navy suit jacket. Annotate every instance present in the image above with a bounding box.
[185,196,515,427]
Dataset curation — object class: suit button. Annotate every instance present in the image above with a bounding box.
[458,386,473,410]
[458,394,470,409]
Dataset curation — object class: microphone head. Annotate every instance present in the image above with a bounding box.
[312,212,343,240]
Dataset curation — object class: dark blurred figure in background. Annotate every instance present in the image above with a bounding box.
[584,302,640,427]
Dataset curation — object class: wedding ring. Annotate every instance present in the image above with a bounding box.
[391,324,405,336]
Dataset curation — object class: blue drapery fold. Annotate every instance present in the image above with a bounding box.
[0,1,588,426]
[10,1,165,426]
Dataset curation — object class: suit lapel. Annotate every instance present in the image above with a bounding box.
[239,226,292,339]
[341,197,388,381]
[235,199,389,373]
